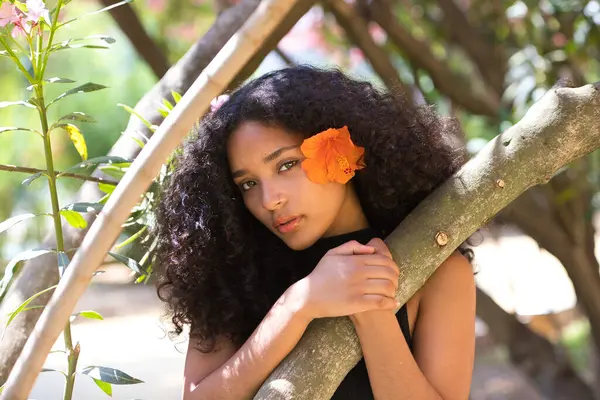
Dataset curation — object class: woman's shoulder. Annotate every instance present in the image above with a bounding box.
[409,251,474,319]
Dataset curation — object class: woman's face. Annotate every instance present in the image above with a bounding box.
[227,121,362,250]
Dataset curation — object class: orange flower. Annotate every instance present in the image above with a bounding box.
[300,126,365,184]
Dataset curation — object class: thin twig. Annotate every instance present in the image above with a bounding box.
[0,164,119,186]
[274,46,293,65]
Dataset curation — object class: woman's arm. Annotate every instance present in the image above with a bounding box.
[352,251,476,400]
[182,281,312,400]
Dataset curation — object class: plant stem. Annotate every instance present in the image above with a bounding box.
[40,0,64,77]
[0,35,34,83]
[34,82,77,400]
[0,163,120,186]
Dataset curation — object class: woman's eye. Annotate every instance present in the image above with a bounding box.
[241,181,256,191]
[279,160,298,172]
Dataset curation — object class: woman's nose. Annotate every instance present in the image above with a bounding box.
[262,184,286,211]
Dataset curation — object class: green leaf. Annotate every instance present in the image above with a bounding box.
[60,210,87,229]
[57,251,70,275]
[0,213,45,234]
[77,310,104,320]
[49,83,108,108]
[92,378,112,396]
[60,0,133,27]
[171,90,182,104]
[0,249,54,301]
[41,368,66,377]
[55,112,96,124]
[108,252,143,275]
[121,131,146,148]
[57,124,87,161]
[0,127,40,135]
[61,156,131,174]
[52,44,110,52]
[114,226,147,250]
[157,108,169,118]
[0,101,36,109]
[51,37,116,51]
[5,285,57,329]
[46,77,76,84]
[62,202,103,213]
[117,104,155,131]
[99,163,129,179]
[162,98,174,111]
[82,366,143,385]
[98,182,116,195]
[22,172,44,185]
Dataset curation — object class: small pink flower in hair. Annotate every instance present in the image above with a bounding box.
[210,94,230,112]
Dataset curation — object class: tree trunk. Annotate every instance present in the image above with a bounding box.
[499,183,600,397]
[476,287,595,400]
[99,0,170,78]
[254,83,600,399]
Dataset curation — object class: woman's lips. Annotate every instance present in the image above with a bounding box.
[275,216,303,233]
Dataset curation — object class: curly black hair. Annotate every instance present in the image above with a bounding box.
[154,65,473,353]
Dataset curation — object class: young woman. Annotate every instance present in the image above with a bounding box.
[154,65,476,400]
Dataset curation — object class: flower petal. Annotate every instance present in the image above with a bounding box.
[300,135,324,159]
[301,158,329,184]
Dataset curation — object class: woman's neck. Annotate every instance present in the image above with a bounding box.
[323,184,369,238]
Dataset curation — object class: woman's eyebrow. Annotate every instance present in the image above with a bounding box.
[232,145,300,179]
[263,145,300,163]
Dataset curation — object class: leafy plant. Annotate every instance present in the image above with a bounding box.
[0,0,144,398]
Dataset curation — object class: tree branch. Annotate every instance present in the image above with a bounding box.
[0,164,119,186]
[435,0,506,97]
[99,0,170,78]
[368,0,500,117]
[255,83,600,399]
[325,0,411,99]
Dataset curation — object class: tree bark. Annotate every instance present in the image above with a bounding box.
[255,83,600,399]
[476,287,595,400]
[99,0,170,79]
[0,0,263,385]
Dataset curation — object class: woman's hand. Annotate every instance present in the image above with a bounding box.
[350,237,400,324]
[293,239,400,320]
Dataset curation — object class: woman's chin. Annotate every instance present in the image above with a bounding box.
[279,232,319,251]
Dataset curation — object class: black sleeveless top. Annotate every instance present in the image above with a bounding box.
[290,227,413,399]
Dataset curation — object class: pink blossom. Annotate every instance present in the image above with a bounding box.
[210,94,230,112]
[147,0,166,13]
[10,13,30,38]
[25,0,50,24]
[0,2,19,27]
